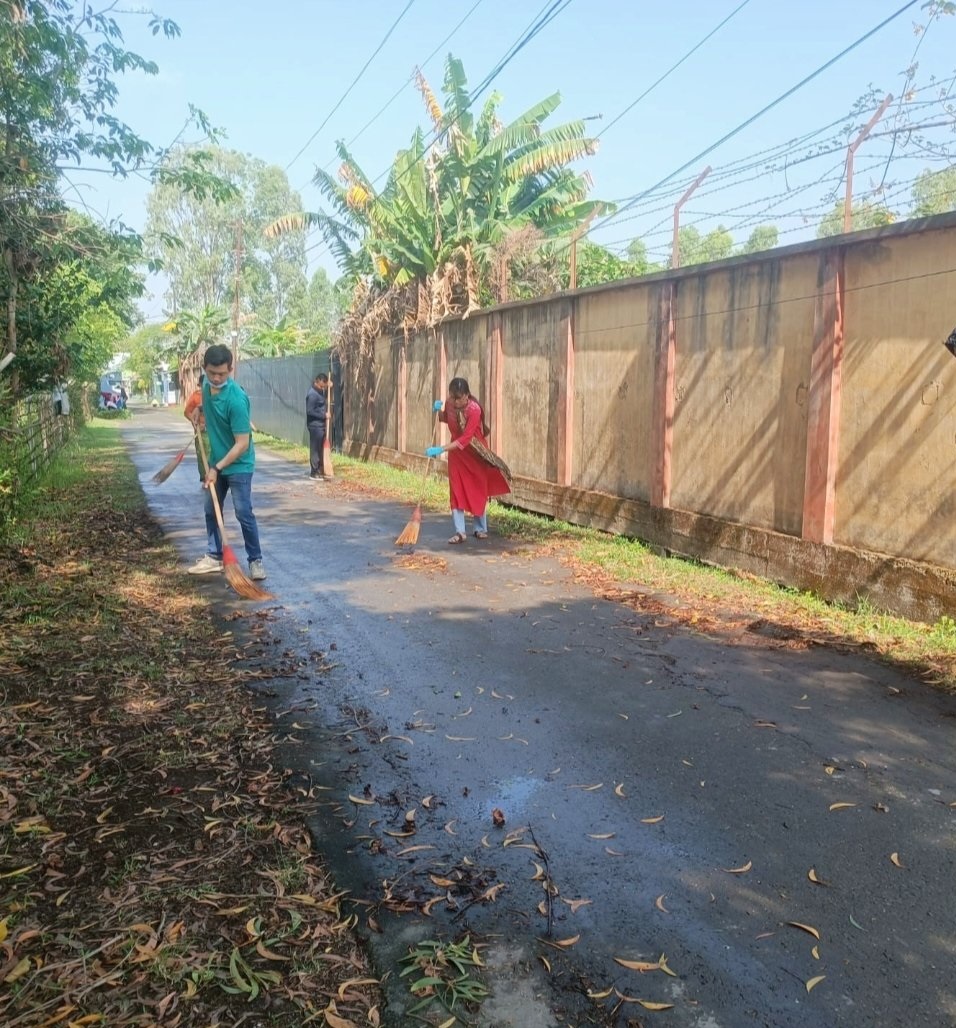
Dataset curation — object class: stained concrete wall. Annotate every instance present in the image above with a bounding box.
[334,213,956,621]
[574,283,657,499]
[838,227,956,567]
[671,254,816,535]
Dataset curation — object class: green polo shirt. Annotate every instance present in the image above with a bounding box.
[202,378,255,475]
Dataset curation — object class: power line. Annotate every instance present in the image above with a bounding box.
[591,0,921,239]
[296,0,487,192]
[467,0,573,104]
[303,0,575,267]
[284,0,417,173]
[597,0,753,142]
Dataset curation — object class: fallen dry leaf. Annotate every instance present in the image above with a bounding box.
[807,868,829,886]
[805,975,826,993]
[723,860,752,874]
[890,852,904,868]
[587,832,615,840]
[562,898,592,913]
[787,921,821,940]
[614,957,661,973]
[641,815,664,824]
[323,1000,358,1028]
[828,802,856,811]
[614,783,626,798]
[655,894,669,913]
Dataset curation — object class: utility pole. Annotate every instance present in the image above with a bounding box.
[232,219,243,366]
[671,166,711,269]
[844,94,893,233]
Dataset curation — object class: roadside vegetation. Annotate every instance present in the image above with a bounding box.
[261,432,956,691]
[0,420,380,1026]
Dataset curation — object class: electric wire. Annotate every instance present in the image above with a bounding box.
[596,0,753,142]
[295,0,486,192]
[590,0,921,239]
[284,0,417,172]
[301,0,575,265]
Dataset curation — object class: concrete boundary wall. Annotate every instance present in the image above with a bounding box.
[338,213,956,623]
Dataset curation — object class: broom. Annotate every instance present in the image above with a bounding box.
[193,427,273,601]
[323,380,334,479]
[151,442,190,484]
[395,413,441,546]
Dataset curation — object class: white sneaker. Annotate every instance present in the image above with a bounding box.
[187,554,223,575]
[249,559,266,581]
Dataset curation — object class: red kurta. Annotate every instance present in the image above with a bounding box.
[442,398,511,516]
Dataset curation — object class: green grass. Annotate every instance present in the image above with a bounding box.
[256,432,956,689]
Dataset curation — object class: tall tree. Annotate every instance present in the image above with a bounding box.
[739,225,779,255]
[626,238,662,276]
[672,225,733,267]
[816,200,895,238]
[146,147,309,340]
[910,167,956,217]
[0,0,181,395]
[288,267,346,348]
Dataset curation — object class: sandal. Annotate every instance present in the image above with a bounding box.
[473,530,488,540]
[447,533,466,545]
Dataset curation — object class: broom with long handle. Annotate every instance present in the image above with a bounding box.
[193,427,273,601]
[395,411,442,546]
[323,380,334,479]
[151,442,191,484]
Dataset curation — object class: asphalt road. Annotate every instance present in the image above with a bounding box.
[126,408,956,1028]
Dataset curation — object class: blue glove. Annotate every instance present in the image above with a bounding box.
[433,399,444,412]
[425,445,443,458]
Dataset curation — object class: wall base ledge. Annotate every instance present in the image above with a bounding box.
[344,442,955,623]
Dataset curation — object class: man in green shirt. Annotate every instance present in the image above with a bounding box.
[186,344,266,581]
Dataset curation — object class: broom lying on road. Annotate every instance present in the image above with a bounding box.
[151,442,191,484]
[194,427,273,601]
[395,412,441,547]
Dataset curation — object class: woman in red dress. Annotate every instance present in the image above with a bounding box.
[428,377,511,544]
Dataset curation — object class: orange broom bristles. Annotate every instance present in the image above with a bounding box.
[394,504,422,546]
[151,445,188,484]
[395,411,441,547]
[221,545,272,601]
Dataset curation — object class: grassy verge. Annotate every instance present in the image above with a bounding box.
[0,420,380,1026]
[259,433,956,690]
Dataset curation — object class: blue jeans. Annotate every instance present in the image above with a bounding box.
[204,472,262,565]
[453,509,487,535]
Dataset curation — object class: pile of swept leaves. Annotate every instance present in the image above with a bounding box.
[0,431,381,1026]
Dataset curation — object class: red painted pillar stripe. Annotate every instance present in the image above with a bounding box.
[651,282,677,508]
[802,249,845,544]
[556,302,575,486]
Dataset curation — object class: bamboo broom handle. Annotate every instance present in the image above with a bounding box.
[194,426,231,545]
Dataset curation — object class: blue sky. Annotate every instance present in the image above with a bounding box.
[76,1,956,320]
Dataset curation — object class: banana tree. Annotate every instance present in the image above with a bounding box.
[267,54,611,313]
